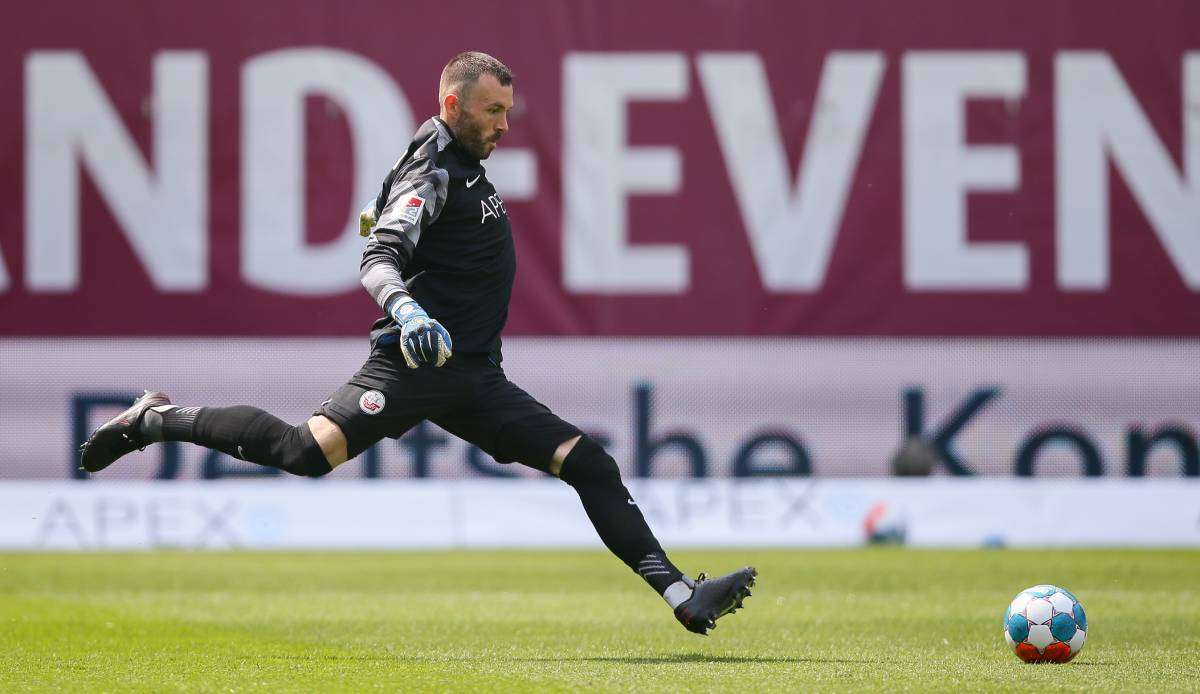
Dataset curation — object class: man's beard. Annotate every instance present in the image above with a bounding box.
[453,113,495,159]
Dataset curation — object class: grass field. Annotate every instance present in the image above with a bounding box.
[1,549,1198,692]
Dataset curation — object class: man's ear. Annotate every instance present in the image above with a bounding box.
[442,93,459,117]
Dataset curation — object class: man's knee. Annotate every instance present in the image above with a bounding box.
[307,415,348,468]
[549,434,581,476]
[270,422,334,477]
[558,435,622,489]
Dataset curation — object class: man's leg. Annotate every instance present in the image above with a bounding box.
[437,407,688,593]
[308,415,349,466]
[433,370,756,634]
[136,373,433,476]
[80,350,437,475]
[143,406,345,476]
[79,387,359,477]
[549,433,691,598]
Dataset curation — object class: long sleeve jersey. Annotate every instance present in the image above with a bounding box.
[359,117,515,361]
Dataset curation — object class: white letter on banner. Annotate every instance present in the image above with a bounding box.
[242,49,410,295]
[25,52,207,291]
[697,52,885,290]
[1056,52,1200,290]
[484,149,538,201]
[903,52,1028,289]
[563,53,689,293]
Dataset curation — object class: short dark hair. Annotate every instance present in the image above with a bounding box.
[439,52,513,102]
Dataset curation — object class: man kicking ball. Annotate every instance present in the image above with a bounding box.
[80,51,755,635]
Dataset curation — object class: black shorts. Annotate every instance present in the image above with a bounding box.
[317,349,581,473]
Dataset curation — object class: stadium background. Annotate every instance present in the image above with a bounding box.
[1,0,1197,549]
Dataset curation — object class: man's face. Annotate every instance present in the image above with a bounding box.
[447,74,513,159]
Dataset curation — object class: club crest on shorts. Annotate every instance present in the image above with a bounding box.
[358,390,386,415]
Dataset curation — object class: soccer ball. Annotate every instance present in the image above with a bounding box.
[1003,584,1087,663]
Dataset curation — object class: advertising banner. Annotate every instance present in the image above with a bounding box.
[0,1,1197,337]
[2,479,1197,550]
[2,338,1196,480]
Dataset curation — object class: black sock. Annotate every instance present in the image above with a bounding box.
[142,406,202,442]
[142,405,332,477]
[558,438,689,598]
[634,551,691,595]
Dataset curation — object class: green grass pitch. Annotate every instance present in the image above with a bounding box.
[2,549,1198,692]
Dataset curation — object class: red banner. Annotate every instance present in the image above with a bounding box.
[0,0,1198,336]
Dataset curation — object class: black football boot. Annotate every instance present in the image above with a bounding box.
[79,390,172,473]
[674,566,757,635]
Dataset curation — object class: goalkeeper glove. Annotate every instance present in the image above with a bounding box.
[381,298,453,369]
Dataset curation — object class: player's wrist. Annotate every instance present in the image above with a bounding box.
[389,297,429,326]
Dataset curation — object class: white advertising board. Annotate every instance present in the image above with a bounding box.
[1,479,1197,550]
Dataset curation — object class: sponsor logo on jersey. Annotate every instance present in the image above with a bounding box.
[465,175,482,188]
[480,193,507,223]
[398,196,424,225]
[359,390,386,415]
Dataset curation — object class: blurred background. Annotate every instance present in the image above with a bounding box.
[1,0,1197,550]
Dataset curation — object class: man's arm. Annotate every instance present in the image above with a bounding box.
[359,160,449,309]
[359,228,416,315]
[359,160,452,367]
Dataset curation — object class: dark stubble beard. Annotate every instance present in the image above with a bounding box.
[452,111,494,160]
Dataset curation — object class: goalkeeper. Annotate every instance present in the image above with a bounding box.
[80,51,755,635]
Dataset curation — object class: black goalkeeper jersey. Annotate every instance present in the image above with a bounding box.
[359,117,515,361]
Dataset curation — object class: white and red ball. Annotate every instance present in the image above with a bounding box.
[1003,584,1088,663]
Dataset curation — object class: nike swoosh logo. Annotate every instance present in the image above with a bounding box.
[627,499,637,505]
[466,175,482,188]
